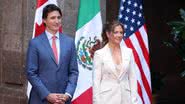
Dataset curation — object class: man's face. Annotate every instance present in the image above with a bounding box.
[43,10,62,34]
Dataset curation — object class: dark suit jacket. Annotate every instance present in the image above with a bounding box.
[26,32,79,104]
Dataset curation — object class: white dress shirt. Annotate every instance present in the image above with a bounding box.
[45,30,60,63]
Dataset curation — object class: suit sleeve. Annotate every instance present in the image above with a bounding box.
[93,51,102,104]
[65,40,79,97]
[26,40,50,100]
[128,51,139,103]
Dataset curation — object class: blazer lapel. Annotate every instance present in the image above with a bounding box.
[105,45,119,78]
[118,45,129,79]
[40,33,58,66]
[58,33,65,68]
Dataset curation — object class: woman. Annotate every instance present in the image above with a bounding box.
[93,21,138,104]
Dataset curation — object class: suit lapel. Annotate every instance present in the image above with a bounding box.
[40,33,58,66]
[58,33,65,68]
[118,45,129,79]
[105,45,119,78]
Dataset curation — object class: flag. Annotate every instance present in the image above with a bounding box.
[26,0,58,98]
[73,0,102,104]
[118,0,152,104]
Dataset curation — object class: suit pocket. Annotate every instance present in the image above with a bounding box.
[122,80,131,92]
[99,84,114,104]
[100,85,112,94]
[125,87,131,92]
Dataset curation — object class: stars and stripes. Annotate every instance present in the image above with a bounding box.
[119,0,152,104]
[119,0,145,39]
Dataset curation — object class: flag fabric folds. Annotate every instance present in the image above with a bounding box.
[26,0,58,98]
[73,0,102,104]
[118,0,152,104]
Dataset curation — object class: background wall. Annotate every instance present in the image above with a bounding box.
[144,0,185,103]
[0,0,28,103]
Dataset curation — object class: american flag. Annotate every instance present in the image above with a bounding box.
[118,0,152,104]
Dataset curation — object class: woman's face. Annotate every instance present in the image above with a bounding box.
[107,25,124,45]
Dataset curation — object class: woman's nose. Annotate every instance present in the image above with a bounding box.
[118,32,123,37]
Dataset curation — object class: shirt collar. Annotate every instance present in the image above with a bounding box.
[45,30,59,40]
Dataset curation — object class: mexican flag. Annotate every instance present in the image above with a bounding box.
[73,0,102,104]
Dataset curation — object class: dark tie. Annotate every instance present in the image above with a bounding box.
[52,36,58,64]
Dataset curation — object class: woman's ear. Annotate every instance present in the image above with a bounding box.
[106,31,110,38]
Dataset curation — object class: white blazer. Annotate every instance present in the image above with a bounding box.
[93,44,138,104]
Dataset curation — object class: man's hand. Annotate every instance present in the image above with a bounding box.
[46,93,64,104]
[60,94,70,102]
[46,93,70,104]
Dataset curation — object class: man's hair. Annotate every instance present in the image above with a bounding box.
[42,4,62,19]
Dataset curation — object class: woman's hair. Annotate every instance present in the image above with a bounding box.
[90,20,124,58]
[101,20,124,46]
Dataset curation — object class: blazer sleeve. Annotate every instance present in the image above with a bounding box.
[65,40,79,97]
[128,51,139,103]
[26,40,50,100]
[93,51,102,104]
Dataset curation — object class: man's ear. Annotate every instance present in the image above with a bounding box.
[43,19,46,24]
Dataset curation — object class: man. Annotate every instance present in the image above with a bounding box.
[26,4,79,104]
